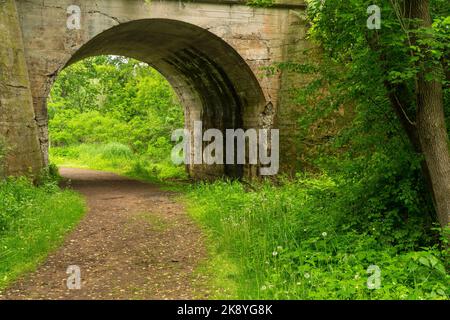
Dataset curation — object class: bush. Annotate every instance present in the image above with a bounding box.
[0,178,36,233]
[50,111,130,147]
[98,142,133,160]
[36,164,62,187]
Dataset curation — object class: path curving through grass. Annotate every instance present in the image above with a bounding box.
[1,168,209,300]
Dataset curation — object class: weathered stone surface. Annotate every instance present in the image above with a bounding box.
[1,0,311,179]
[0,0,43,177]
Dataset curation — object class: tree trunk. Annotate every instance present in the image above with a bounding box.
[416,76,450,228]
[406,0,450,228]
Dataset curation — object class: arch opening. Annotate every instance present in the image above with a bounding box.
[48,55,187,181]
[53,18,267,179]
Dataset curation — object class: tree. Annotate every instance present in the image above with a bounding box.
[307,0,450,228]
[398,0,450,228]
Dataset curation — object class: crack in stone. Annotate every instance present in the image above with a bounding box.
[5,84,28,90]
[87,10,121,24]
[42,5,64,10]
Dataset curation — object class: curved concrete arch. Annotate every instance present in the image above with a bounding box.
[1,0,310,178]
[62,18,266,178]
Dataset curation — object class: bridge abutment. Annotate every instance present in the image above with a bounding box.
[0,0,43,177]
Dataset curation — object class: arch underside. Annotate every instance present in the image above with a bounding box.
[64,19,267,179]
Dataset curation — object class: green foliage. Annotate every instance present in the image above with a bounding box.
[50,111,129,146]
[0,177,34,233]
[43,22,449,301]
[49,56,184,158]
[247,0,273,7]
[305,0,450,130]
[95,142,134,161]
[51,143,187,182]
[267,0,450,237]
[183,0,450,300]
[0,176,85,290]
[186,177,449,299]
[35,164,62,187]
[48,56,186,181]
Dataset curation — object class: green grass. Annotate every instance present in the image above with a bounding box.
[48,143,449,300]
[51,143,187,183]
[0,177,85,291]
[184,177,449,300]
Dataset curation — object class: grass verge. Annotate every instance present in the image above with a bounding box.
[184,178,449,300]
[51,143,187,185]
[0,177,85,292]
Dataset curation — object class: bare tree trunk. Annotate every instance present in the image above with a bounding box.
[406,0,450,228]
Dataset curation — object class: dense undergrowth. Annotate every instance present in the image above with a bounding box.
[0,168,85,291]
[186,176,449,300]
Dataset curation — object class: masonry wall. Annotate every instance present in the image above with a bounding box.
[276,2,315,174]
[1,0,310,179]
[0,0,43,177]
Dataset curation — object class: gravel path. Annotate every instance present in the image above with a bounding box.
[1,168,209,300]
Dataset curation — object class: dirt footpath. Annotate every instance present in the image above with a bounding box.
[1,168,209,300]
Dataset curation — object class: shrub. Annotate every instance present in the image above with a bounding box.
[98,142,134,160]
[0,178,35,233]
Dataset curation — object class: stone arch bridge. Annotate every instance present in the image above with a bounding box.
[0,0,310,179]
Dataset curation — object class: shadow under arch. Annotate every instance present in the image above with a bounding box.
[62,18,267,179]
